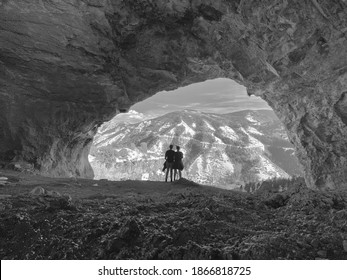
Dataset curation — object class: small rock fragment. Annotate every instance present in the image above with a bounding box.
[63,194,72,202]
[222,246,236,259]
[30,187,46,195]
[0,176,8,186]
[14,163,21,169]
[317,250,327,258]
[46,190,62,197]
[343,240,347,252]
[228,214,236,222]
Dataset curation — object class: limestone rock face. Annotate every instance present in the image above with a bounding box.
[0,0,347,188]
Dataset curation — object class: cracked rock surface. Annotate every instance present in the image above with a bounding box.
[0,0,347,189]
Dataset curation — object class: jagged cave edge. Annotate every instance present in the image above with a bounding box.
[0,0,347,189]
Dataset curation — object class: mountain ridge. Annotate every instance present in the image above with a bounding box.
[90,110,303,188]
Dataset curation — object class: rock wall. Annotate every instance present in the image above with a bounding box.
[0,0,347,189]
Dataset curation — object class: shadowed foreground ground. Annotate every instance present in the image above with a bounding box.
[0,170,347,260]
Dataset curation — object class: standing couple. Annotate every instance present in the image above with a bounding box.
[164,145,184,182]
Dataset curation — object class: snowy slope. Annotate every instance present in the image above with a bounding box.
[89,110,303,187]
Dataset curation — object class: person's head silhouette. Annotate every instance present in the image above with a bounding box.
[176,146,180,151]
[169,144,173,150]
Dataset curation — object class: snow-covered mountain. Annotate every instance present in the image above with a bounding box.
[98,110,150,129]
[89,110,303,188]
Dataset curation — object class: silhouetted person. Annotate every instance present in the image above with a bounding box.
[165,144,175,182]
[173,145,184,180]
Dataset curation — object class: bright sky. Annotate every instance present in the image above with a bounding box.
[132,78,271,117]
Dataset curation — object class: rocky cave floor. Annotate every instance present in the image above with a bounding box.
[0,170,347,260]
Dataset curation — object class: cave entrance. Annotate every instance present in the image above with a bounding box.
[89,78,302,189]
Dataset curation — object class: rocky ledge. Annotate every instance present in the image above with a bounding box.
[0,1,347,189]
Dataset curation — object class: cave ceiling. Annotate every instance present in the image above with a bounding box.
[0,0,347,189]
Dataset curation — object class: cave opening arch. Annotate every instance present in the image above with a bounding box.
[0,0,347,189]
[89,78,304,188]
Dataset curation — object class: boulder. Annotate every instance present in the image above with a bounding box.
[29,187,46,196]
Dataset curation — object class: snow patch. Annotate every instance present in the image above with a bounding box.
[220,126,238,141]
[196,156,204,171]
[136,122,145,131]
[156,169,163,176]
[257,155,289,180]
[248,135,265,151]
[205,151,234,174]
[149,140,164,154]
[142,173,149,181]
[240,128,265,151]
[114,148,143,162]
[96,133,126,147]
[247,126,263,135]
[88,155,95,162]
[214,135,224,144]
[177,120,195,137]
[246,114,261,125]
[222,153,234,173]
[190,156,206,183]
[159,123,171,131]
[204,120,215,131]
[136,120,152,131]
[168,127,176,136]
